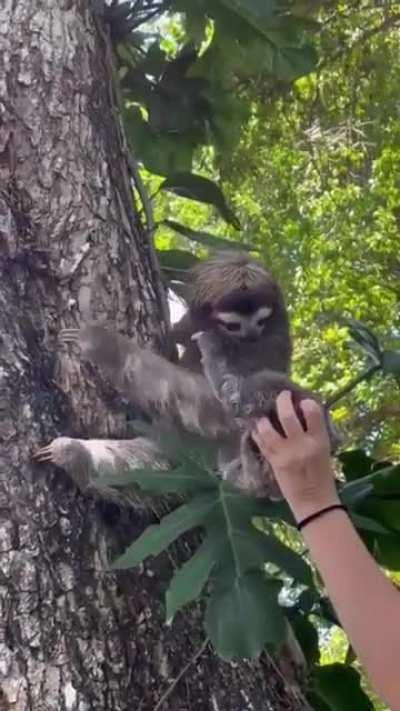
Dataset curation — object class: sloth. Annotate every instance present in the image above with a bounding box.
[34,252,337,501]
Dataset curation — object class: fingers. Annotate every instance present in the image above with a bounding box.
[252,416,282,453]
[253,390,301,450]
[275,390,305,437]
[300,398,326,436]
[253,391,325,447]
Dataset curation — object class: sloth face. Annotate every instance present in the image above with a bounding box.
[214,305,273,341]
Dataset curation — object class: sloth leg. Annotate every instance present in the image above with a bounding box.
[33,436,168,507]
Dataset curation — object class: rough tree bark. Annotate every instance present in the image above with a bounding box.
[0,2,309,709]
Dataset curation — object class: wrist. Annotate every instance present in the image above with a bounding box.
[287,492,341,524]
[296,503,347,531]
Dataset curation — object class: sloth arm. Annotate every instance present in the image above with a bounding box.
[61,326,236,441]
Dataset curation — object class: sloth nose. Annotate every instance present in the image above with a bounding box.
[244,329,259,342]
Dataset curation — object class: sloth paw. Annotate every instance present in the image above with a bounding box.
[191,330,224,359]
[32,437,77,469]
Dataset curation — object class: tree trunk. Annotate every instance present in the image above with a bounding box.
[0,2,308,709]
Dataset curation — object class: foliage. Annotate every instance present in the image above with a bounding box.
[99,1,400,708]
[113,0,318,178]
[216,2,400,461]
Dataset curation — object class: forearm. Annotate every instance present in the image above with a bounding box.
[301,507,400,708]
[253,395,400,707]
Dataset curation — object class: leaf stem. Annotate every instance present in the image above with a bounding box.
[326,364,381,409]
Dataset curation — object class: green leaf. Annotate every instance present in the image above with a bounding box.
[340,477,374,507]
[123,107,194,175]
[307,693,331,711]
[205,571,286,659]
[312,664,374,710]
[179,1,208,44]
[166,536,219,622]
[160,172,240,228]
[297,588,319,615]
[220,526,314,587]
[99,463,219,495]
[137,41,167,76]
[341,464,400,508]
[215,481,292,528]
[127,423,220,475]
[360,499,400,534]
[218,0,279,33]
[350,512,391,535]
[111,493,217,569]
[342,318,382,363]
[157,248,200,273]
[164,220,250,250]
[317,597,340,627]
[272,45,318,81]
[291,614,320,665]
[107,432,301,661]
[338,449,375,482]
[382,349,400,376]
[370,464,400,496]
[157,429,221,476]
[374,534,400,570]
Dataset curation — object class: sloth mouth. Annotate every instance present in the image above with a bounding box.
[236,334,260,343]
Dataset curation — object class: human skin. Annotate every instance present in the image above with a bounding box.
[252,391,400,710]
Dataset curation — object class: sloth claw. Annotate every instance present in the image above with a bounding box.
[59,328,80,345]
[32,443,55,463]
[191,331,205,342]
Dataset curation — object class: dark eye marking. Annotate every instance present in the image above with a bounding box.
[257,317,270,328]
[218,319,242,333]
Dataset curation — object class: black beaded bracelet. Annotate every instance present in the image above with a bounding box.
[297,504,347,532]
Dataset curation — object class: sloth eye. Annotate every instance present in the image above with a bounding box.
[224,322,241,332]
[257,317,270,328]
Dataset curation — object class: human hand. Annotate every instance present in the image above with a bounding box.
[252,390,340,521]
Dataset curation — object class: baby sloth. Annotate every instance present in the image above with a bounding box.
[192,330,336,497]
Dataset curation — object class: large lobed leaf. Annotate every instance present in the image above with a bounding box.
[205,571,286,659]
[111,492,218,570]
[166,536,221,623]
[110,462,312,658]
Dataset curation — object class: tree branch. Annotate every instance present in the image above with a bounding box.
[326,364,381,409]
